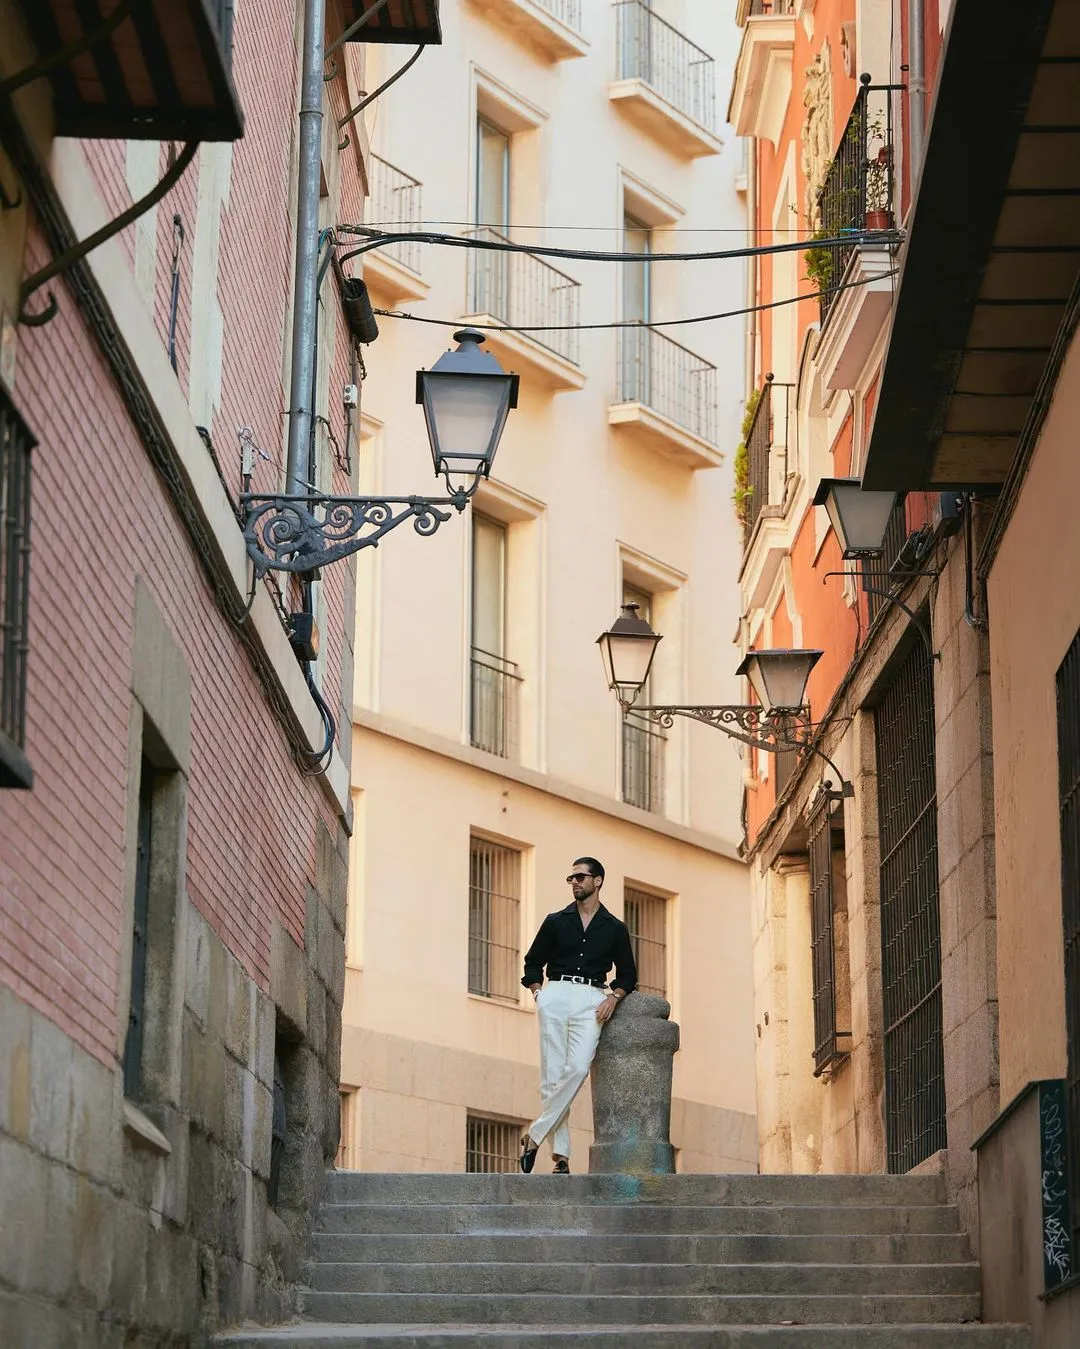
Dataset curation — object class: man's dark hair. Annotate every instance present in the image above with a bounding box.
[574,856,605,881]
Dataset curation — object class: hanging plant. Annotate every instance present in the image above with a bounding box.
[804,229,834,294]
[732,386,763,536]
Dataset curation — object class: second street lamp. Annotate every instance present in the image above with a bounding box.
[241,328,519,576]
[813,477,899,558]
[596,607,853,797]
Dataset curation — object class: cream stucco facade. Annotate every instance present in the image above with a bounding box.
[340,0,756,1174]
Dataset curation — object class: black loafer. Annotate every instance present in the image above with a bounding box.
[519,1137,539,1174]
[552,1159,570,1175]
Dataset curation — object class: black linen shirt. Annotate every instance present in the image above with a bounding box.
[521,902,638,994]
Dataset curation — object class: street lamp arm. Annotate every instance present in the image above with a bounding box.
[240,490,466,577]
[821,570,938,659]
[634,704,855,798]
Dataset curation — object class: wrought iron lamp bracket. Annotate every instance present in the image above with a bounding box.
[823,564,940,660]
[629,703,854,798]
[240,482,475,578]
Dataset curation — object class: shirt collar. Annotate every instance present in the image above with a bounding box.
[560,900,612,922]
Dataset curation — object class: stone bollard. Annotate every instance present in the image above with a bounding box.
[588,992,680,1175]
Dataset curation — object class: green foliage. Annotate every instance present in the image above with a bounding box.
[803,229,834,294]
[732,386,763,535]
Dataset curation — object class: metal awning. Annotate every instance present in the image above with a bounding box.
[339,0,442,45]
[11,0,243,141]
[861,0,1080,489]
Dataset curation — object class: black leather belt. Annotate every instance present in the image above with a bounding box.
[549,974,607,988]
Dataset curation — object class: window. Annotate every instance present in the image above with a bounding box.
[471,513,519,758]
[624,884,667,997]
[1057,625,1080,1260]
[620,214,653,407]
[466,1113,525,1172]
[468,837,522,1001]
[622,583,665,812]
[808,793,851,1075]
[0,386,35,789]
[337,1090,359,1170]
[473,117,511,318]
[123,757,156,1098]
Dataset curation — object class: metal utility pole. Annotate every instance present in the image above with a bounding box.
[285,0,327,496]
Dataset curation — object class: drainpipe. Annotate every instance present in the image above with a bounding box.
[746,136,758,397]
[285,0,327,496]
[907,0,926,185]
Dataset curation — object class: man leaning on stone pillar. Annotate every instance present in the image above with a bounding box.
[518,857,637,1175]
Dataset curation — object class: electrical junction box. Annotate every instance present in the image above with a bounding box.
[343,383,358,408]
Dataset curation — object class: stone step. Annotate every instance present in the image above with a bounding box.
[310,1231,972,1266]
[216,1326,1032,1349]
[297,1292,984,1325]
[307,1260,981,1297]
[324,1173,947,1209]
[316,1203,961,1237]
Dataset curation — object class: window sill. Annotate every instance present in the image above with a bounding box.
[122,1099,172,1156]
[467,992,532,1014]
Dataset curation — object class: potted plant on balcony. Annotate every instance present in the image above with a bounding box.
[863,116,892,230]
[732,386,762,537]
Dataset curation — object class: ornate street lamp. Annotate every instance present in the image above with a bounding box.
[596,608,852,797]
[813,477,899,558]
[241,329,519,576]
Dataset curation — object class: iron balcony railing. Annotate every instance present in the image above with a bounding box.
[615,0,716,131]
[470,647,522,760]
[618,324,718,444]
[816,77,900,326]
[748,0,795,13]
[743,376,793,548]
[535,0,582,30]
[623,710,665,814]
[367,154,424,276]
[0,386,34,787]
[469,228,581,366]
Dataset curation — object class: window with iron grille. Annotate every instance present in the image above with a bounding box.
[809,793,851,1075]
[0,385,35,790]
[625,884,667,997]
[471,513,520,758]
[863,495,910,624]
[874,639,946,1172]
[123,757,156,1099]
[622,583,665,813]
[1056,625,1080,1259]
[337,1090,358,1171]
[468,837,522,1001]
[466,1113,525,1172]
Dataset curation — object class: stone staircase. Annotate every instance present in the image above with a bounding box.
[216,1171,1032,1347]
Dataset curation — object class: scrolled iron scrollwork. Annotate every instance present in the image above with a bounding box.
[241,493,461,576]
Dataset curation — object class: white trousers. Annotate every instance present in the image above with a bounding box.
[529,980,607,1160]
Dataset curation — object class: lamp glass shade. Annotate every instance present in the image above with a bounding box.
[814,477,899,558]
[597,604,661,705]
[736,648,823,713]
[416,329,520,483]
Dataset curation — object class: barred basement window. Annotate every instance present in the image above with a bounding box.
[625,884,667,997]
[1056,625,1080,1260]
[808,793,852,1076]
[468,837,521,1001]
[0,385,35,790]
[466,1113,524,1172]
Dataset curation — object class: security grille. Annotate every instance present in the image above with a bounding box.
[1057,626,1080,1257]
[623,710,666,813]
[470,647,521,759]
[0,385,34,787]
[123,759,155,1098]
[875,640,946,1172]
[863,495,910,624]
[809,795,849,1074]
[468,838,521,1002]
[625,885,667,996]
[466,1114,523,1173]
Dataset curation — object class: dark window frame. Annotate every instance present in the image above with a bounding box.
[0,384,35,790]
[1056,625,1080,1260]
[808,791,850,1075]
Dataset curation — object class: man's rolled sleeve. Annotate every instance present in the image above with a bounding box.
[610,923,638,995]
[521,917,553,988]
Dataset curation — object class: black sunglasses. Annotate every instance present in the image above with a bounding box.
[566,871,594,883]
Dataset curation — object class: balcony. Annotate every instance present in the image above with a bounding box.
[463,229,585,392]
[739,376,794,609]
[609,326,720,469]
[728,0,796,147]
[467,0,588,61]
[610,1,722,159]
[623,711,665,814]
[11,0,243,140]
[470,648,522,760]
[0,386,35,790]
[362,155,428,304]
[813,80,901,389]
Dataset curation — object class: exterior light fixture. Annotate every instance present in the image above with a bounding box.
[597,603,663,710]
[813,477,899,559]
[596,610,852,797]
[735,648,822,715]
[240,329,519,576]
[417,329,520,494]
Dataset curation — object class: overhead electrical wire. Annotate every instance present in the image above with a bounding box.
[361,219,840,236]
